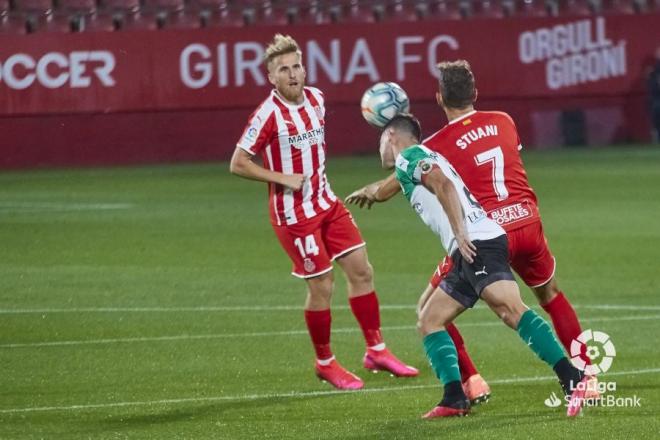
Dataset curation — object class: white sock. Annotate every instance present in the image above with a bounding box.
[317,355,335,366]
[368,343,386,351]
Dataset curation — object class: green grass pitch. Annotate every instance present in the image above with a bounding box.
[1,147,659,439]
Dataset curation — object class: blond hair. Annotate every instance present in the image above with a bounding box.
[264,34,302,71]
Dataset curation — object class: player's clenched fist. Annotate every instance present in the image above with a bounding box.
[281,173,305,191]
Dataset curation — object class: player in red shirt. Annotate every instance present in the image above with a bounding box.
[230,34,418,390]
[348,60,595,400]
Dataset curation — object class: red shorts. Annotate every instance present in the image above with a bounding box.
[429,221,555,289]
[273,201,365,279]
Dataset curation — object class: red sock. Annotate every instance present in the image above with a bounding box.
[304,309,333,361]
[446,322,479,383]
[541,292,583,354]
[349,291,384,347]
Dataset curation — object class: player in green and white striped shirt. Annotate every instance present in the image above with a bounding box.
[377,114,588,419]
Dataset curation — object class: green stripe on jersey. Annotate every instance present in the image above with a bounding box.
[394,145,433,202]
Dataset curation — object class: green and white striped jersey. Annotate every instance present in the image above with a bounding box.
[395,144,504,255]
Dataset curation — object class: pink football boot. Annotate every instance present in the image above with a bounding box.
[462,374,491,405]
[315,358,364,390]
[363,348,419,377]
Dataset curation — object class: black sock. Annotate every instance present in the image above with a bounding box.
[553,357,584,395]
[440,380,469,408]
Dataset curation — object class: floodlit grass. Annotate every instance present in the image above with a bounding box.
[1,147,659,439]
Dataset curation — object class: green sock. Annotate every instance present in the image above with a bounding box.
[423,330,461,385]
[517,309,566,367]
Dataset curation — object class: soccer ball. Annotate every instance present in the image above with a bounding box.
[360,82,410,128]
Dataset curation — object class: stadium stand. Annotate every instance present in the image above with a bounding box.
[60,0,114,31]
[516,0,550,16]
[196,0,244,27]
[0,0,27,33]
[102,0,156,29]
[15,0,70,32]
[145,0,199,28]
[0,0,655,33]
[427,0,464,19]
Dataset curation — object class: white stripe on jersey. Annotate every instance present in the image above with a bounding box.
[264,145,281,226]
[272,106,298,225]
[289,108,318,219]
[302,99,331,210]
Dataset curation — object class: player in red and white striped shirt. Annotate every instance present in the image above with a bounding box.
[230,34,418,389]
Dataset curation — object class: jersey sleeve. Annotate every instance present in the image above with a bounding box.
[306,87,326,118]
[497,111,523,150]
[236,108,273,156]
[395,145,435,184]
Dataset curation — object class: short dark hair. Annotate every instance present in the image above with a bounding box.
[436,60,476,109]
[383,113,422,142]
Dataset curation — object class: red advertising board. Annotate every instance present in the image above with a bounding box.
[0,13,658,167]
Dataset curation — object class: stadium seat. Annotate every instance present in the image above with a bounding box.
[285,0,336,25]
[427,0,463,19]
[384,0,421,21]
[145,0,199,28]
[102,0,155,29]
[600,0,637,12]
[471,0,507,17]
[15,0,71,32]
[258,0,288,25]
[0,0,27,33]
[515,0,550,16]
[339,0,377,23]
[556,0,594,15]
[59,0,114,31]
[156,10,200,28]
[196,0,243,27]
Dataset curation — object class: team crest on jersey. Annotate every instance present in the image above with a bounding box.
[419,160,433,174]
[243,125,258,143]
[314,106,323,120]
[303,258,316,273]
[413,202,423,214]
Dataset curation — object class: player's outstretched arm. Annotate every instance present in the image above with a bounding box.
[422,169,477,263]
[229,147,304,191]
[345,173,401,209]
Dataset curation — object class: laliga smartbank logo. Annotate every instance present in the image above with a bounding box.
[570,329,616,375]
[544,330,642,409]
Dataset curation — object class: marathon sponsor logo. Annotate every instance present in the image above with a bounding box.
[518,17,626,91]
[488,201,534,226]
[456,125,498,149]
[288,127,324,150]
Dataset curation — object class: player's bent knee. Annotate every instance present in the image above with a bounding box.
[533,277,560,305]
[353,262,373,283]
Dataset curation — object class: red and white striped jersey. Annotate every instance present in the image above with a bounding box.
[237,86,337,226]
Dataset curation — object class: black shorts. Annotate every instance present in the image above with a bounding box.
[438,234,515,308]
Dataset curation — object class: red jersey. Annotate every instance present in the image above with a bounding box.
[423,110,540,231]
[237,86,337,226]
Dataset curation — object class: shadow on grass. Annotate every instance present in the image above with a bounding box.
[89,393,341,435]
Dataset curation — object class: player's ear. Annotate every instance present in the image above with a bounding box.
[435,92,443,107]
[473,88,478,104]
[267,70,276,86]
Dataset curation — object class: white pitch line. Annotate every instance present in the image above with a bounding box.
[2,314,659,349]
[0,367,659,415]
[0,303,659,314]
[0,202,132,212]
